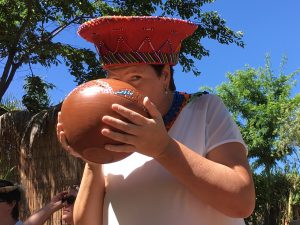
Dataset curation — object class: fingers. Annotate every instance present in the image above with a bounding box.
[57,111,62,123]
[57,112,104,163]
[56,112,62,138]
[102,116,138,135]
[57,127,82,158]
[61,191,68,197]
[104,142,135,153]
[111,103,147,125]
[109,97,161,125]
[56,112,71,149]
[56,112,69,148]
[59,132,70,151]
[55,191,68,202]
[143,97,161,119]
[101,128,136,145]
[102,128,135,153]
[61,138,82,158]
[57,112,98,161]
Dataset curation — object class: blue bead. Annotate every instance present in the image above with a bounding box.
[163,91,185,127]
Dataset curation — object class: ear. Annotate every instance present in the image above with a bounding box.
[161,65,171,87]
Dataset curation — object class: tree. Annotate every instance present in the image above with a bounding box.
[0,0,244,105]
[251,171,300,225]
[213,56,300,225]
[216,56,300,172]
[278,101,300,152]
[22,75,55,113]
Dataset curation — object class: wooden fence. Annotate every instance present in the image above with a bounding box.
[0,107,84,225]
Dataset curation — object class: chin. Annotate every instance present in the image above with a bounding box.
[63,218,73,224]
[62,215,73,224]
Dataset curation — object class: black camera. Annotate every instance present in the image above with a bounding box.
[62,195,76,205]
[61,185,78,205]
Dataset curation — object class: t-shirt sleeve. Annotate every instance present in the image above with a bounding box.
[205,95,247,153]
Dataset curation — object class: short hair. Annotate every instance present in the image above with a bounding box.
[150,64,176,91]
[0,179,21,220]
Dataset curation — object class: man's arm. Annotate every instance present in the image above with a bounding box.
[23,191,65,225]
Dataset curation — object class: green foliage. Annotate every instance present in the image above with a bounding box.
[287,171,300,206]
[0,0,245,106]
[246,172,300,225]
[216,56,300,172]
[212,56,300,225]
[0,159,16,180]
[22,75,55,113]
[247,172,292,225]
[0,95,24,113]
[276,97,300,151]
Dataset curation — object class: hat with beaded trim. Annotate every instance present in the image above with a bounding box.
[77,16,198,68]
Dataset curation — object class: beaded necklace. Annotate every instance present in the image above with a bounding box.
[163,91,191,131]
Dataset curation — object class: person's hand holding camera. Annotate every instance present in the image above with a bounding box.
[46,191,68,211]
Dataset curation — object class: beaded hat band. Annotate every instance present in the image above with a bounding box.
[78,16,198,68]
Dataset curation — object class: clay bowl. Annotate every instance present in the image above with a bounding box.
[60,78,148,164]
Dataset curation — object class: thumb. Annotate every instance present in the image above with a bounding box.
[143,97,161,119]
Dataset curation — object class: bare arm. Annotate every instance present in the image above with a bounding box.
[73,163,105,225]
[23,192,65,225]
[156,140,255,218]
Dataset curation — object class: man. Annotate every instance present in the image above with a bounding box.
[0,179,23,225]
[23,185,78,225]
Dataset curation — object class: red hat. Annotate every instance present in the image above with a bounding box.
[78,16,198,68]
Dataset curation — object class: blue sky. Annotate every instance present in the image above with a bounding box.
[4,0,300,105]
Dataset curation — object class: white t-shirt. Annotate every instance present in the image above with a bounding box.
[103,94,247,225]
[15,221,23,225]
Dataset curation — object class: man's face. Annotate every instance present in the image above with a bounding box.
[0,200,15,220]
[62,188,78,224]
[62,203,74,224]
